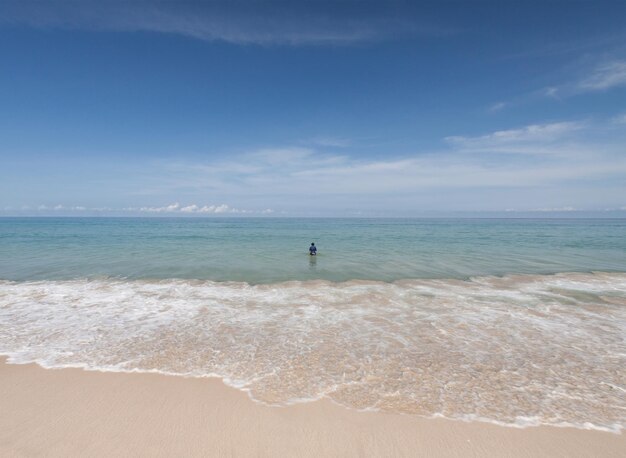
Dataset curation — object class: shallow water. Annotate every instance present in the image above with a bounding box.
[1,273,624,432]
[1,217,625,282]
[0,218,624,431]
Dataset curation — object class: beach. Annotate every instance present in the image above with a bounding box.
[2,357,624,458]
[1,218,624,456]
[3,0,626,454]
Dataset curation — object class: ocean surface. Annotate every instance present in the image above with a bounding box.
[0,217,625,432]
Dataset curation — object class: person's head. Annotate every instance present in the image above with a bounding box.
[311,242,315,246]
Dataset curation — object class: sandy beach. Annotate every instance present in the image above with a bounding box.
[3,0,626,455]
[1,357,623,457]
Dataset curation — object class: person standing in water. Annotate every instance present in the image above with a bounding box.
[309,242,317,255]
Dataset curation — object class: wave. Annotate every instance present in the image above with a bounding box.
[0,272,625,432]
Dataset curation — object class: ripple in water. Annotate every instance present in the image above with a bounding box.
[0,272,624,432]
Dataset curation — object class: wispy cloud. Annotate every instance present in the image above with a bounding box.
[36,204,87,211]
[611,113,626,124]
[541,60,626,98]
[444,121,586,154]
[488,102,506,113]
[246,147,315,166]
[496,58,626,108]
[122,118,626,213]
[3,202,274,216]
[542,87,560,99]
[578,60,626,91]
[136,202,264,214]
[5,120,624,215]
[531,206,577,212]
[507,31,626,60]
[304,136,352,148]
[1,1,452,45]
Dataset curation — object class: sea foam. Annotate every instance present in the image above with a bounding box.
[0,272,624,432]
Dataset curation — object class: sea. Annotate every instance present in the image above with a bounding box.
[0,217,624,432]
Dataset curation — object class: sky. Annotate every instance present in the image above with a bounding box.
[1,0,625,217]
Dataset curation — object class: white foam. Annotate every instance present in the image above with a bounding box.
[0,272,625,433]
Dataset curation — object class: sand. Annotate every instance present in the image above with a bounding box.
[0,357,623,457]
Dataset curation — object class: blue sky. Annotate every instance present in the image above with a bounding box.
[1,0,625,216]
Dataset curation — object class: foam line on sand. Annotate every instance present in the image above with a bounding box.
[0,358,624,457]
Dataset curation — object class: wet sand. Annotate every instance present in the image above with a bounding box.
[0,358,623,457]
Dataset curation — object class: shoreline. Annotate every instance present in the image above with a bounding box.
[2,355,622,435]
[1,358,624,457]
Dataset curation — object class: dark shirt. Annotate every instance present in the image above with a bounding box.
[309,245,317,255]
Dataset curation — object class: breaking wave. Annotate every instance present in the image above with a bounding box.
[1,272,625,432]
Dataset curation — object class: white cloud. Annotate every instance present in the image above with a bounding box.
[444,121,585,154]
[290,156,626,192]
[7,119,623,215]
[180,204,199,213]
[35,204,88,211]
[612,113,626,124]
[247,147,313,166]
[539,60,626,100]
[543,86,559,98]
[1,1,447,46]
[145,119,625,208]
[532,206,577,212]
[213,204,232,214]
[3,203,273,216]
[139,202,181,213]
[135,203,267,215]
[488,102,506,113]
[306,136,352,148]
[578,61,626,91]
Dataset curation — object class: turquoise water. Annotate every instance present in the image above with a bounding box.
[1,217,625,431]
[0,217,625,282]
